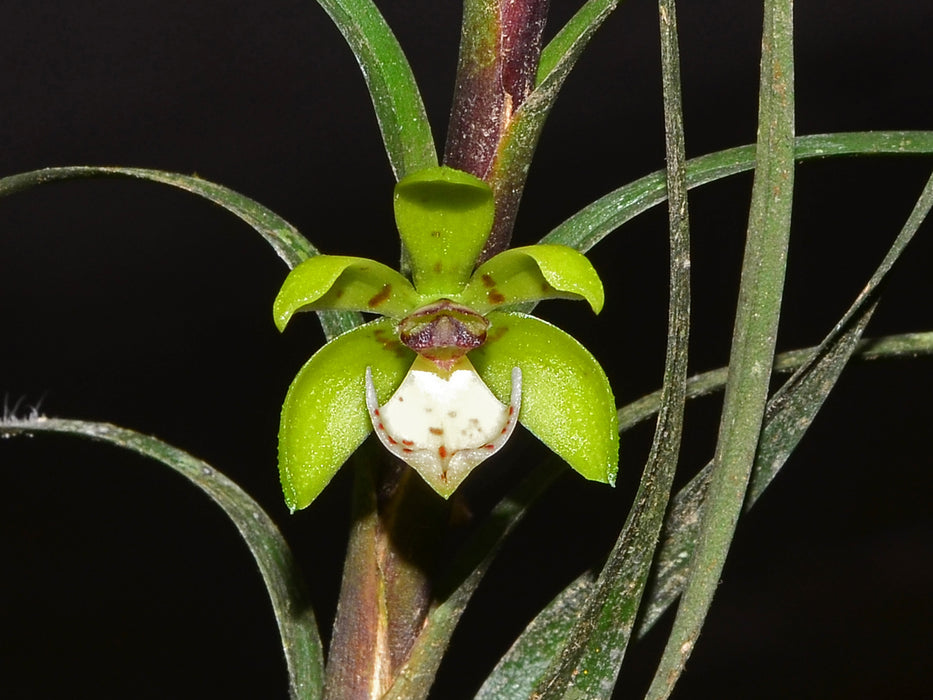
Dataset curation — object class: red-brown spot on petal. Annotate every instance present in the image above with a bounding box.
[488,290,506,305]
[367,283,392,308]
[433,261,443,273]
[481,273,495,288]
[438,445,448,458]
[429,427,444,435]
[402,440,415,446]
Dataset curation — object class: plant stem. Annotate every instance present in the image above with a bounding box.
[445,0,550,260]
[324,452,449,700]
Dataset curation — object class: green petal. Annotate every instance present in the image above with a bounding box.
[273,255,420,330]
[457,244,605,314]
[394,166,495,295]
[278,318,415,510]
[469,312,618,485]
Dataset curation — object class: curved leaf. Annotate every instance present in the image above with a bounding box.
[273,255,420,328]
[315,0,437,178]
[0,416,324,699]
[278,318,414,511]
[646,1,795,694]
[394,166,495,295]
[542,131,933,254]
[533,5,693,692]
[470,312,618,485]
[458,244,605,314]
[0,165,362,340]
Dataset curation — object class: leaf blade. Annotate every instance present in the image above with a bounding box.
[315,0,437,178]
[0,416,324,700]
[0,165,362,340]
[543,131,933,253]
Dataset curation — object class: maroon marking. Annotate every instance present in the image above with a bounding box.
[433,260,443,273]
[402,439,415,446]
[387,436,397,445]
[487,290,506,305]
[429,427,444,436]
[367,283,392,308]
[438,445,448,458]
[403,448,414,453]
[481,273,495,288]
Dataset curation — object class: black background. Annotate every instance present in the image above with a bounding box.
[2,1,932,698]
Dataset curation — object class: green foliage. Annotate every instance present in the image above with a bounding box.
[2,1,932,698]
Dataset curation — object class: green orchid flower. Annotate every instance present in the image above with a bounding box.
[274,166,618,511]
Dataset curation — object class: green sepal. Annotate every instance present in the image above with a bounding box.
[278,318,415,511]
[458,244,605,314]
[273,255,420,330]
[470,311,618,485]
[394,166,495,295]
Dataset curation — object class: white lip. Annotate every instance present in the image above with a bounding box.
[365,355,522,496]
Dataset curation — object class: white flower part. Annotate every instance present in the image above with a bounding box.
[365,355,522,497]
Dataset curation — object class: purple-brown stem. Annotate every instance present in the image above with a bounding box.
[445,0,550,261]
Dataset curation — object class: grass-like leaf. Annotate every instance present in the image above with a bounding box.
[0,165,361,340]
[536,0,622,90]
[619,331,933,432]
[0,416,324,700]
[542,131,933,253]
[315,0,437,179]
[640,165,933,634]
[644,0,796,694]
[528,2,691,696]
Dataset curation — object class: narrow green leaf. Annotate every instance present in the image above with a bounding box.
[278,318,414,511]
[619,331,933,432]
[530,3,692,694]
[631,166,933,635]
[475,572,595,700]
[646,1,795,694]
[0,165,362,340]
[458,244,605,314]
[393,166,495,295]
[273,255,420,327]
[536,0,623,90]
[542,131,933,253]
[471,312,619,485]
[315,0,437,178]
[0,417,324,700]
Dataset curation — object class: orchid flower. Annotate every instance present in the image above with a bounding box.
[274,166,618,511]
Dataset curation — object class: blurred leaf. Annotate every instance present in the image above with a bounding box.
[315,0,437,179]
[0,165,361,340]
[0,417,324,700]
[645,0,796,694]
[542,131,933,253]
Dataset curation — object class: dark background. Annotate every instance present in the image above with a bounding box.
[2,1,932,698]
